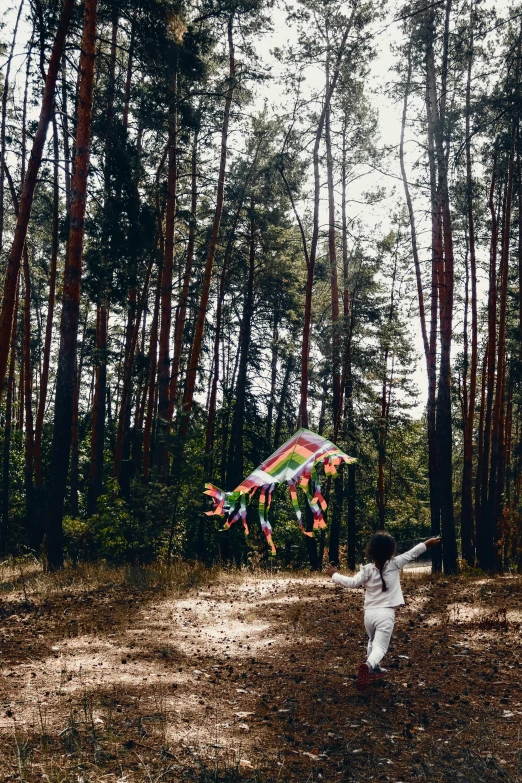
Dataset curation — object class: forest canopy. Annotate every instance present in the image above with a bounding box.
[0,0,521,573]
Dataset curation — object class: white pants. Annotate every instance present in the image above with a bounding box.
[364,607,395,668]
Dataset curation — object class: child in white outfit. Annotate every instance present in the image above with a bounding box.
[326,531,441,688]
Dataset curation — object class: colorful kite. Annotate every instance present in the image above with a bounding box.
[204,428,356,554]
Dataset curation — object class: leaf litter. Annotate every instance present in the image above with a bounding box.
[0,565,521,781]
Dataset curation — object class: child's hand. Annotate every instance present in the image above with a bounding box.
[425,536,441,548]
[325,564,339,577]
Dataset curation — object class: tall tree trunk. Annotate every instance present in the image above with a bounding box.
[474,348,487,532]
[1,286,20,555]
[325,67,341,434]
[169,127,198,414]
[340,128,356,570]
[405,38,440,569]
[69,305,88,518]
[0,0,75,403]
[219,329,240,487]
[87,8,118,510]
[22,249,37,549]
[489,140,514,568]
[61,58,72,215]
[158,92,178,435]
[87,306,108,516]
[143,268,162,481]
[519,137,522,358]
[324,62,342,565]
[181,15,235,434]
[21,34,33,184]
[4,138,39,547]
[34,117,59,490]
[478,168,498,569]
[265,314,279,449]
[425,41,443,573]
[205,244,230,462]
[461,12,478,565]
[45,0,97,570]
[0,0,24,256]
[427,1,457,574]
[345,358,356,571]
[376,243,398,529]
[227,208,256,487]
[122,15,135,134]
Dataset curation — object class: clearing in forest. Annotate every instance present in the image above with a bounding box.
[0,562,521,782]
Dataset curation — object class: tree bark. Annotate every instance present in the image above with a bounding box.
[205,238,231,462]
[489,137,514,569]
[87,306,108,516]
[34,118,59,490]
[376,241,398,529]
[169,127,198,415]
[0,0,24,257]
[461,11,478,565]
[158,94,178,435]
[422,52,443,571]
[1,286,19,555]
[61,58,71,215]
[0,0,75,404]
[430,0,457,574]
[478,167,499,569]
[45,0,98,570]
[22,248,37,549]
[426,27,453,572]
[265,314,279,450]
[143,267,162,481]
[474,347,487,535]
[325,63,341,435]
[519,138,522,358]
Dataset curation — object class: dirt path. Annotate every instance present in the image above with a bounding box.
[0,565,521,781]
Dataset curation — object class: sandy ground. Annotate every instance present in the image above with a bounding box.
[0,564,521,781]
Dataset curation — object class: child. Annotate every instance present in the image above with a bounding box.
[326,531,441,689]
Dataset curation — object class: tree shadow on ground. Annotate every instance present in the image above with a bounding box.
[0,567,521,782]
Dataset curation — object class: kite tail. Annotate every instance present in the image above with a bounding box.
[298,471,326,530]
[306,484,328,530]
[324,456,342,478]
[289,480,314,538]
[204,483,226,516]
[224,494,249,534]
[259,484,276,554]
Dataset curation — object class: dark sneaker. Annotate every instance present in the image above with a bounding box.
[369,665,386,682]
[356,662,371,690]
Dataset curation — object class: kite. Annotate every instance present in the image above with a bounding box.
[204,428,356,554]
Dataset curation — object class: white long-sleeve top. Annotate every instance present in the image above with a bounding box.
[331,543,427,609]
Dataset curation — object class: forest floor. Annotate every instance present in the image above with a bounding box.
[0,560,521,783]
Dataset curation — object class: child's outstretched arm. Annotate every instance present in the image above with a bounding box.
[393,537,441,570]
[325,563,368,589]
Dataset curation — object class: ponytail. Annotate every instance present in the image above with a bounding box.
[366,532,396,592]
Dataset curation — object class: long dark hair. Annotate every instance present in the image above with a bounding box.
[365,531,396,592]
